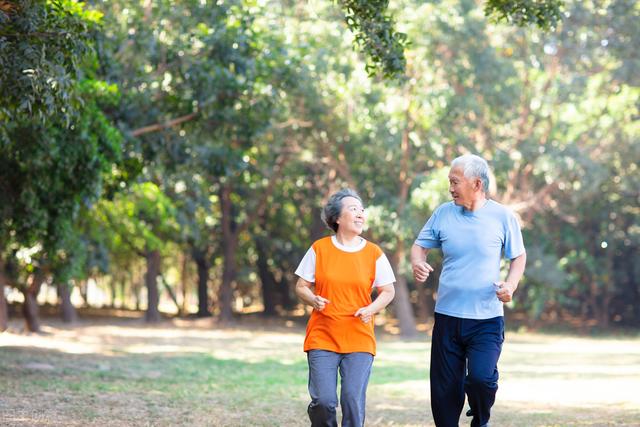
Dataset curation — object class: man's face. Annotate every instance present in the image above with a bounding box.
[448,167,479,207]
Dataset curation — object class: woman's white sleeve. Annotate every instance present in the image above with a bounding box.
[373,254,396,287]
[294,247,316,283]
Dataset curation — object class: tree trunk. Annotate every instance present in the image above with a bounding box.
[213,152,288,322]
[77,279,88,307]
[218,184,237,323]
[119,278,126,309]
[180,252,190,315]
[415,282,431,323]
[393,275,418,337]
[58,283,78,323]
[256,238,278,317]
[383,121,419,337]
[278,279,295,311]
[23,291,41,332]
[219,241,237,322]
[109,277,117,308]
[133,276,141,311]
[310,206,327,241]
[192,249,211,317]
[145,249,162,322]
[0,280,7,332]
[0,256,13,331]
[22,272,46,333]
[390,242,418,337]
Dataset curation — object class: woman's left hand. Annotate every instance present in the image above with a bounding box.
[354,306,374,324]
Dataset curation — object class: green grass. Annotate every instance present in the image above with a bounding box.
[1,319,639,426]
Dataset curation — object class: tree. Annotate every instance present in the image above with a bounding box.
[334,0,563,79]
[0,78,122,332]
[0,0,102,129]
[91,183,179,322]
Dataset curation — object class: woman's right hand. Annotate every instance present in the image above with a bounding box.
[312,295,330,311]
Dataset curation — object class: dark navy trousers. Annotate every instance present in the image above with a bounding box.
[430,313,504,427]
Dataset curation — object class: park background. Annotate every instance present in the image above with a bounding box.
[1,0,638,426]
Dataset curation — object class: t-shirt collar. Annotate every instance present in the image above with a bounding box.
[331,235,366,252]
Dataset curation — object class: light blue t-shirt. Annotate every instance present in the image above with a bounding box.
[414,200,525,319]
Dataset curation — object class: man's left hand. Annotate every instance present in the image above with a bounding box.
[494,281,516,303]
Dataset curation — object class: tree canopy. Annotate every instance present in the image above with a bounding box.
[1,0,637,335]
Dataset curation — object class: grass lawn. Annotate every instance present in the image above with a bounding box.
[1,315,639,426]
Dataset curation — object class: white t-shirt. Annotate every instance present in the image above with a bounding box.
[295,236,396,287]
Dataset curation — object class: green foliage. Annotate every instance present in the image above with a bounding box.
[337,0,408,79]
[335,0,563,79]
[93,182,179,257]
[0,0,102,128]
[485,0,564,29]
[0,79,122,249]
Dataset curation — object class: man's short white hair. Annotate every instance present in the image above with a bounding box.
[451,154,491,193]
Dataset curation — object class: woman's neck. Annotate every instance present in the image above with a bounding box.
[335,231,362,247]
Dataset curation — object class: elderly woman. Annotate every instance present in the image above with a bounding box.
[295,188,396,427]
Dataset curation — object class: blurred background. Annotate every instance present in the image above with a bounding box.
[1,0,638,336]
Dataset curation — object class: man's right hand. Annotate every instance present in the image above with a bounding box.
[312,295,330,311]
[412,261,434,283]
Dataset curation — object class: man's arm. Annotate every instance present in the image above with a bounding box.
[410,244,434,283]
[495,252,527,303]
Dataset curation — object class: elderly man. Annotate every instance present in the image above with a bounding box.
[411,154,526,427]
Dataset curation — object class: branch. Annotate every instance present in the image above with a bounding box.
[130,112,199,137]
[159,273,181,314]
[273,118,314,129]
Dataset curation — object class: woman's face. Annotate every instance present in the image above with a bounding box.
[336,196,366,235]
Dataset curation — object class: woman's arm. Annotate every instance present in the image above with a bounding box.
[354,284,395,324]
[295,277,330,311]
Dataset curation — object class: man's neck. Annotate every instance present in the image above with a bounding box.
[464,195,488,211]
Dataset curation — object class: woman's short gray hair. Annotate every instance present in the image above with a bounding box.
[321,188,362,233]
[451,154,491,193]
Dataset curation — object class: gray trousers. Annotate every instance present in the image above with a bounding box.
[307,350,374,427]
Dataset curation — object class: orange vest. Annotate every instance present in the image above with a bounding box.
[304,236,383,355]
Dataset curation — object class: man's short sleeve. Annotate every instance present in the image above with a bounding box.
[294,247,316,282]
[414,207,442,249]
[504,212,525,259]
